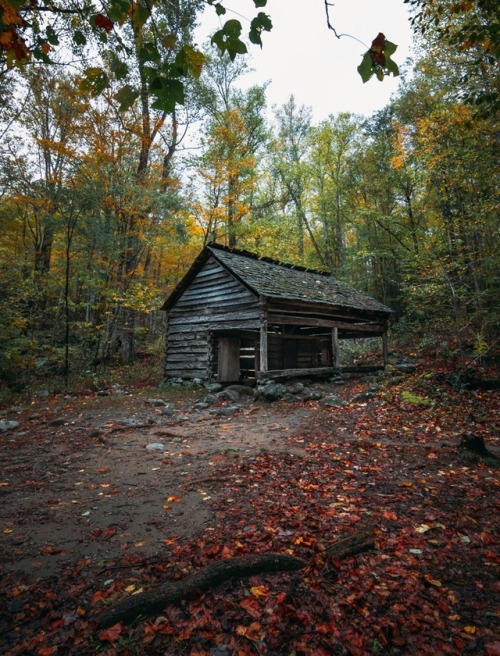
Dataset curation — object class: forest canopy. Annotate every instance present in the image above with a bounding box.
[0,0,498,391]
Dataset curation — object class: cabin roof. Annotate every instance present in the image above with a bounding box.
[162,243,394,315]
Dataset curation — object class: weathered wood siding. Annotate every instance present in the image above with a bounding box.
[165,257,260,379]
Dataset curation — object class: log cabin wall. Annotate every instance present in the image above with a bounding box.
[164,256,260,380]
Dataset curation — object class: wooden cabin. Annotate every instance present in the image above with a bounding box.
[161,244,394,383]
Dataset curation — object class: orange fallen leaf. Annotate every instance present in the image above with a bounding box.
[98,622,123,643]
[464,626,476,635]
[250,585,269,598]
[37,647,57,656]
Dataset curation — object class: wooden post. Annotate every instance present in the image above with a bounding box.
[382,331,388,366]
[332,327,340,368]
[260,320,268,373]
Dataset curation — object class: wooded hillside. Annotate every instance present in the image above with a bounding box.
[0,0,498,395]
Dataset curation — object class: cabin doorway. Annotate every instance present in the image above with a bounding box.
[217,337,241,382]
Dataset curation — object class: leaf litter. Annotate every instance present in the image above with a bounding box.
[0,359,498,655]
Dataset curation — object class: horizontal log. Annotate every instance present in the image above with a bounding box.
[169,311,259,325]
[257,367,338,380]
[166,353,208,363]
[268,313,386,333]
[268,300,388,321]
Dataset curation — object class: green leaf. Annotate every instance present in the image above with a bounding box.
[79,67,110,97]
[46,25,59,46]
[211,20,248,61]
[108,54,129,80]
[385,56,399,77]
[249,12,272,45]
[73,30,87,47]
[215,4,226,15]
[129,2,150,31]
[254,0,267,6]
[150,78,185,112]
[114,84,140,111]
[174,46,206,79]
[384,40,398,57]
[138,41,161,63]
[108,0,130,22]
[357,52,374,83]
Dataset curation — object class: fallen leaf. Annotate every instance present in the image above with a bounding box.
[98,622,123,643]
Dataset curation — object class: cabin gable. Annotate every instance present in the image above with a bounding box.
[164,256,261,381]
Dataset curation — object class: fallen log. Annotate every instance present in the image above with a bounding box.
[98,553,307,629]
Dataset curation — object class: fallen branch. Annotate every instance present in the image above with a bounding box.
[98,553,307,629]
[326,530,375,558]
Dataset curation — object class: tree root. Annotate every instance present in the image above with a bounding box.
[98,552,307,629]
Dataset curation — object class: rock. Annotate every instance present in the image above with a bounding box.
[146,442,165,452]
[287,382,305,395]
[0,420,20,432]
[302,389,324,401]
[159,407,175,416]
[329,378,345,385]
[193,403,210,412]
[321,395,344,407]
[225,384,254,397]
[202,394,218,406]
[396,363,417,374]
[33,390,49,398]
[216,389,240,402]
[121,418,149,428]
[145,398,167,407]
[97,390,111,396]
[204,382,224,393]
[282,393,301,403]
[351,392,377,403]
[192,378,204,386]
[210,406,239,417]
[50,418,66,426]
[258,383,288,401]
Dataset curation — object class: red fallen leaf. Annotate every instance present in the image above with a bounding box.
[98,622,123,643]
[383,511,398,521]
[92,590,106,604]
[50,618,65,630]
[240,596,261,619]
[486,642,500,656]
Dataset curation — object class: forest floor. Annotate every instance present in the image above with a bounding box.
[0,357,499,655]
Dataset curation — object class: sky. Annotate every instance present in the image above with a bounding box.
[197,0,414,122]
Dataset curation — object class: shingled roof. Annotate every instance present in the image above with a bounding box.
[163,244,393,316]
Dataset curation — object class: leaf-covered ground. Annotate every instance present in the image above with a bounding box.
[0,360,498,656]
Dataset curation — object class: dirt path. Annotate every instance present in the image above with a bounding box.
[0,387,312,581]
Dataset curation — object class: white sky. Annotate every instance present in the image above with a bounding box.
[196,0,414,121]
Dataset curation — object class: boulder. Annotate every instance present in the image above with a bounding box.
[257,383,288,401]
[216,389,240,402]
